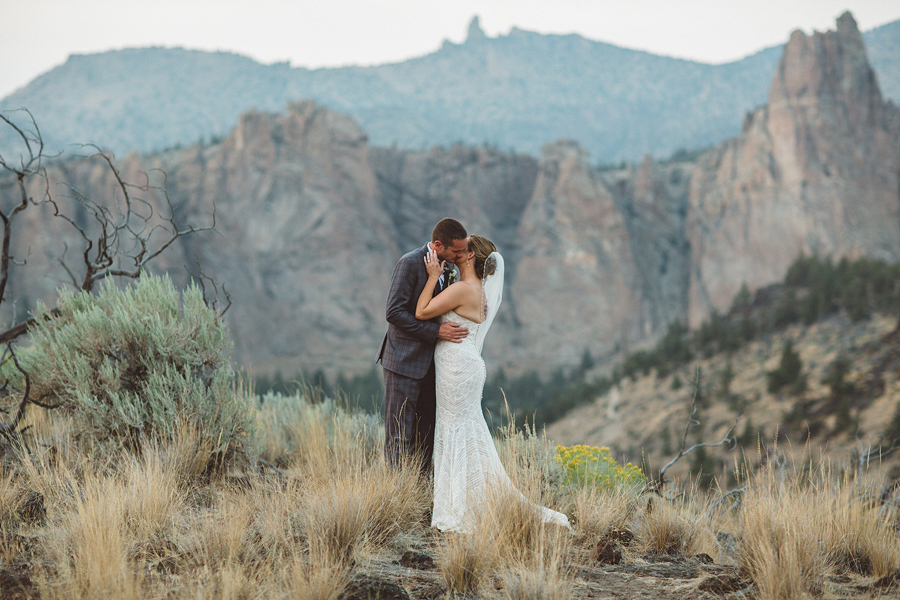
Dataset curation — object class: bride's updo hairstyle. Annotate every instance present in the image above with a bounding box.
[468,235,497,279]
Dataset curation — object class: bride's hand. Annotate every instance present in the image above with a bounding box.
[424,249,445,278]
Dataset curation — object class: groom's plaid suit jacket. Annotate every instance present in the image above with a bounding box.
[376,244,442,379]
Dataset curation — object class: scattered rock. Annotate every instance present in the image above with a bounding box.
[591,540,622,565]
[874,570,900,589]
[643,552,681,563]
[412,582,445,600]
[715,531,738,558]
[0,568,34,600]
[831,549,874,576]
[16,491,45,526]
[339,574,410,600]
[698,574,750,595]
[608,528,635,546]
[400,550,435,570]
[615,560,700,579]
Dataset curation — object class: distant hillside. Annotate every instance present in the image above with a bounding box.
[2,16,897,163]
[547,298,900,485]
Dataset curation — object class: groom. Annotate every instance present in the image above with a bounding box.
[377,218,469,473]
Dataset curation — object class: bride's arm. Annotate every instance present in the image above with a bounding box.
[416,282,465,320]
[415,251,462,320]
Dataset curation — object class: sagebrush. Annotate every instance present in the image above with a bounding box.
[17,274,254,458]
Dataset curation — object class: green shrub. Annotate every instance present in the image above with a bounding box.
[767,340,803,394]
[20,274,255,458]
[730,283,752,312]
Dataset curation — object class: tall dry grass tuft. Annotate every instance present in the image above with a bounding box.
[739,486,825,600]
[181,565,255,600]
[187,494,256,569]
[636,494,715,557]
[0,472,23,563]
[122,446,186,541]
[0,471,19,521]
[822,476,900,577]
[572,486,639,542]
[501,561,570,600]
[438,483,572,595]
[438,529,499,596]
[737,461,900,600]
[493,406,569,513]
[491,487,571,567]
[277,553,348,600]
[304,459,428,567]
[232,476,306,568]
[158,419,221,485]
[257,392,381,476]
[41,471,142,599]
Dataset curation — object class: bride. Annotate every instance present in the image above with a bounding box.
[415,235,570,533]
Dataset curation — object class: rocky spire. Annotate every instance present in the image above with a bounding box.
[769,11,882,130]
[467,16,486,42]
[686,11,900,326]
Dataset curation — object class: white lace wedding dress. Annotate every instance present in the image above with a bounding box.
[430,253,570,533]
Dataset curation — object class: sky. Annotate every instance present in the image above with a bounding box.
[3,0,900,100]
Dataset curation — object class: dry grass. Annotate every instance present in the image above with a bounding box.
[572,486,640,542]
[736,460,900,600]
[438,528,499,595]
[822,476,900,578]
[501,561,570,600]
[635,493,716,557]
[738,474,827,600]
[1,390,899,599]
[437,472,573,595]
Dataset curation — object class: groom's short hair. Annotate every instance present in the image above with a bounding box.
[432,218,467,246]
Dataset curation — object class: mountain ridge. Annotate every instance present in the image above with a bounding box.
[2,17,897,164]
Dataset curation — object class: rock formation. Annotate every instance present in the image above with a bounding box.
[687,12,900,324]
[1,14,897,377]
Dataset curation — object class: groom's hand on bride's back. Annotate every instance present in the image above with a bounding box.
[438,322,468,343]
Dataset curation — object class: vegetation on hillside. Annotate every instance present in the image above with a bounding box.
[492,254,900,431]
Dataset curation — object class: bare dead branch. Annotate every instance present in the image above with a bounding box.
[0,109,44,173]
[0,115,217,346]
[650,367,740,491]
[853,435,900,486]
[58,242,79,289]
[186,259,232,320]
[707,485,749,513]
[0,343,32,439]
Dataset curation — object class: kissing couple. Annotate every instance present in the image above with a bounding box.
[377,218,570,533]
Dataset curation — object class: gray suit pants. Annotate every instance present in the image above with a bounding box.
[383,362,436,474]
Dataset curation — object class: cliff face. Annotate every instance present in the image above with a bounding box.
[166,102,400,371]
[687,12,900,324]
[1,14,898,376]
